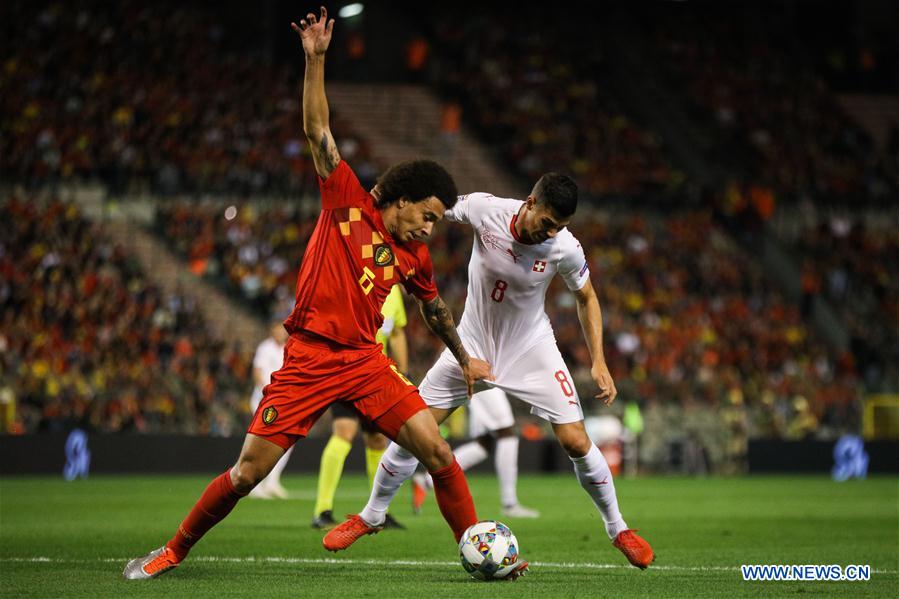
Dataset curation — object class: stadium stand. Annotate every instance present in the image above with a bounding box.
[0,1,382,196]
[0,197,252,434]
[640,4,897,206]
[2,1,895,465]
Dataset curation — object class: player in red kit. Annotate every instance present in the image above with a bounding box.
[123,6,516,580]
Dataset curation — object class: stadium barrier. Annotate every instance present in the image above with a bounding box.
[0,433,567,476]
[748,439,899,473]
[4,434,897,475]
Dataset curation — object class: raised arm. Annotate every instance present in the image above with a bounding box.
[292,7,340,178]
[417,295,494,397]
[573,278,618,406]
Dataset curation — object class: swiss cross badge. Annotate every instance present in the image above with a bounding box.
[533,260,547,272]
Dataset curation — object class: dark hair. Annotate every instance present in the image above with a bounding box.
[533,172,578,217]
[376,160,458,210]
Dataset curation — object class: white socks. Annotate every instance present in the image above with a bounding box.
[359,442,418,525]
[453,441,489,470]
[495,437,519,508]
[570,444,628,539]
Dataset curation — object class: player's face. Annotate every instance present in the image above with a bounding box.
[394,196,444,243]
[519,198,570,244]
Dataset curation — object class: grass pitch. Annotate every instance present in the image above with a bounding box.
[1,473,896,597]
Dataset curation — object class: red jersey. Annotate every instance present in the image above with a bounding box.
[284,161,438,348]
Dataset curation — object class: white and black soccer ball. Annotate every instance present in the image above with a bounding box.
[458,520,521,580]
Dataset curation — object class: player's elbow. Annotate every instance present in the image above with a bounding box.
[303,116,327,140]
[573,284,596,307]
[304,126,321,145]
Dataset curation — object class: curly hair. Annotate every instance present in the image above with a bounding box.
[376,160,458,210]
[534,172,578,217]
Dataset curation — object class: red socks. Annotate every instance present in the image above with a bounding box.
[166,470,247,560]
[163,462,474,559]
[430,459,478,542]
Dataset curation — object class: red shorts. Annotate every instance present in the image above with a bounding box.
[247,333,427,450]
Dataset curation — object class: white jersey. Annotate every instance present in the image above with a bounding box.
[418,193,590,425]
[250,337,286,411]
[447,193,590,366]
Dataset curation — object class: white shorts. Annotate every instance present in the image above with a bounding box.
[419,341,584,424]
[468,387,515,437]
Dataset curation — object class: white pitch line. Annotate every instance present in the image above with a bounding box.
[2,557,897,575]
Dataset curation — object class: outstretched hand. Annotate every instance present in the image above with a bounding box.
[291,6,335,56]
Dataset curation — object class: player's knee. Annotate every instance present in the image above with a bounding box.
[231,460,266,493]
[364,432,389,451]
[558,431,593,458]
[421,439,454,471]
[333,418,358,442]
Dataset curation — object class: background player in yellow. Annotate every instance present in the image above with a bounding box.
[311,284,409,529]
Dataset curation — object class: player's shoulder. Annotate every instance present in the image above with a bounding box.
[553,228,585,258]
[458,192,520,211]
[322,160,373,204]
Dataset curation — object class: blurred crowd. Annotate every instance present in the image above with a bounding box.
[155,202,313,318]
[1,1,381,197]
[793,216,899,392]
[584,211,860,472]
[0,197,253,435]
[646,7,898,206]
[421,8,680,199]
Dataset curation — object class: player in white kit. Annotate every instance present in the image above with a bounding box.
[325,174,654,569]
[411,387,541,519]
[247,321,291,499]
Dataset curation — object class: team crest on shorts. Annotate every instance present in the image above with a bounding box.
[262,406,278,425]
[374,244,394,267]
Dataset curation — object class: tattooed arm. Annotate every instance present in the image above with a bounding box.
[292,7,340,178]
[419,295,494,397]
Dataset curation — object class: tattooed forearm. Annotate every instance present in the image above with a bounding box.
[420,296,469,366]
[301,52,339,178]
[318,133,341,173]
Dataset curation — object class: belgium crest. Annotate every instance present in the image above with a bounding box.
[374,244,394,267]
[262,406,278,425]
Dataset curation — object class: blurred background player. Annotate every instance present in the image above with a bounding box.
[247,320,290,499]
[312,284,409,529]
[411,387,540,518]
[327,176,654,569]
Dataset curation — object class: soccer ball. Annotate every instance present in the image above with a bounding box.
[458,520,521,580]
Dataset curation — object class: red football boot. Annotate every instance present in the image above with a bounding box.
[613,529,654,569]
[322,514,383,552]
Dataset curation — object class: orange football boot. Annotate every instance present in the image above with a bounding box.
[613,529,655,569]
[322,514,383,552]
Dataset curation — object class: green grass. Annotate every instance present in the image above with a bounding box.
[1,474,897,597]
